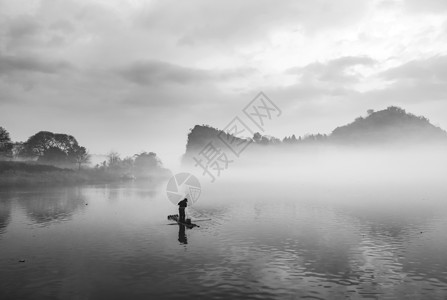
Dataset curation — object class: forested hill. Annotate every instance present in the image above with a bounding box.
[331,106,447,143]
[184,106,447,157]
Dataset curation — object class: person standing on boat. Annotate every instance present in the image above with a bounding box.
[178,197,188,222]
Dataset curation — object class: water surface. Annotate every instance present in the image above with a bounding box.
[1,180,447,299]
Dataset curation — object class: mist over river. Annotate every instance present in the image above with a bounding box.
[1,153,447,300]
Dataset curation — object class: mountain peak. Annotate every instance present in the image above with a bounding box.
[331,106,446,143]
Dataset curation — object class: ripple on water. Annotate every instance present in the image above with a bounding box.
[2,187,447,299]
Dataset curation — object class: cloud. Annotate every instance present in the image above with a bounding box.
[6,14,41,38]
[404,0,447,13]
[117,60,256,86]
[0,9,80,52]
[137,0,369,45]
[117,60,208,85]
[286,56,377,84]
[281,55,447,106]
[0,14,42,51]
[48,19,76,34]
[253,57,373,106]
[0,53,72,75]
[359,55,447,104]
[380,55,447,82]
[362,80,447,104]
[267,84,359,105]
[269,54,447,110]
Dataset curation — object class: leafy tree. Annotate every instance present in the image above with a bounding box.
[12,142,24,158]
[107,151,121,168]
[39,146,69,163]
[73,146,91,170]
[0,126,13,158]
[252,132,277,145]
[133,152,162,177]
[20,131,55,157]
[20,131,89,166]
[253,132,262,143]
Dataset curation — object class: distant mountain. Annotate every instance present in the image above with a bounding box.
[183,106,447,158]
[331,106,447,143]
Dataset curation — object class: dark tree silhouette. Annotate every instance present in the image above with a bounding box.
[107,151,121,168]
[133,152,163,178]
[0,126,13,158]
[73,146,90,170]
[39,146,69,163]
[20,131,89,165]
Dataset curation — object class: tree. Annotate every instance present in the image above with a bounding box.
[20,131,89,166]
[367,109,374,116]
[133,152,162,178]
[253,132,262,143]
[73,146,91,170]
[39,146,69,163]
[0,126,13,158]
[20,131,55,158]
[107,151,121,168]
[12,142,24,158]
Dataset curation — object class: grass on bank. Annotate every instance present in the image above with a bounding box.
[0,161,136,187]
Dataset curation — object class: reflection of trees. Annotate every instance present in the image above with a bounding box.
[0,198,11,235]
[104,180,163,203]
[17,188,86,225]
[133,179,166,199]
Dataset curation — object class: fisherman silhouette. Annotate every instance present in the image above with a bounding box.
[178,197,188,222]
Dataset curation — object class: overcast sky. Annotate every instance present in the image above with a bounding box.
[1,0,447,167]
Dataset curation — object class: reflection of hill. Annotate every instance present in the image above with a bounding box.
[17,188,86,225]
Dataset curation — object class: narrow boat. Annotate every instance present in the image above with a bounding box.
[167,215,199,228]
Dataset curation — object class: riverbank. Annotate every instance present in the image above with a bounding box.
[0,161,171,187]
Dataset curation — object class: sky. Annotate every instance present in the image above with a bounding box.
[1,0,447,168]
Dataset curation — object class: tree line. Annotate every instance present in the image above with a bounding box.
[0,127,168,178]
[0,128,90,169]
[97,151,168,179]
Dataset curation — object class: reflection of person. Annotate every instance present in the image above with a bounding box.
[178,197,188,222]
[178,224,187,244]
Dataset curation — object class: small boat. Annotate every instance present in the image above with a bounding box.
[167,215,199,228]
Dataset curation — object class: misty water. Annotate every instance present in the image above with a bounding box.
[1,149,447,299]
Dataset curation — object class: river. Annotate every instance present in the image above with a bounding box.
[1,177,447,299]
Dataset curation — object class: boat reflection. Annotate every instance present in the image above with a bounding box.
[178,224,187,244]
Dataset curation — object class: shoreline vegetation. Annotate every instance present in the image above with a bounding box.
[1,127,172,188]
[0,161,172,188]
